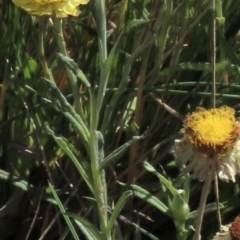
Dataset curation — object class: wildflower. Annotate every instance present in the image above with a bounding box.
[12,0,89,18]
[170,107,240,181]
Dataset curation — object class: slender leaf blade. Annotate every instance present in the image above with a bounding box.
[143,161,178,196]
[49,184,80,240]
[100,132,147,170]
[107,190,133,235]
[67,212,105,240]
[119,182,169,214]
[45,127,94,195]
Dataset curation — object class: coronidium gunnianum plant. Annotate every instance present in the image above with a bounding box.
[12,0,89,18]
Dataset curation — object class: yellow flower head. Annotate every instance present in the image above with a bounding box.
[13,0,89,18]
[184,107,240,157]
[170,107,240,182]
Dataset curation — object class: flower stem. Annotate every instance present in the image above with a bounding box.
[37,17,55,83]
[37,17,55,185]
[192,174,212,240]
[53,17,85,119]
[214,170,222,230]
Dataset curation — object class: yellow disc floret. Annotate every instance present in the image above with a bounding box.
[189,107,234,146]
[184,107,240,156]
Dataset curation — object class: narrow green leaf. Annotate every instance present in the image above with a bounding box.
[59,135,82,156]
[119,182,169,214]
[107,191,133,235]
[45,127,94,195]
[142,161,178,196]
[90,0,107,55]
[57,54,91,88]
[67,212,105,240]
[111,222,124,240]
[100,132,147,170]
[74,220,98,240]
[90,0,108,113]
[0,169,32,191]
[131,222,159,240]
[106,19,149,72]
[0,169,57,205]
[49,184,80,240]
[187,202,225,222]
[44,78,90,149]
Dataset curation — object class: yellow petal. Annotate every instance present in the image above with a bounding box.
[13,0,89,17]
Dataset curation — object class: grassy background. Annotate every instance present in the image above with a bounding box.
[1,0,240,239]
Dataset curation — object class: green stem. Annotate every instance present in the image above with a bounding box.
[36,17,55,185]
[91,0,108,127]
[90,0,109,237]
[53,17,85,119]
[89,130,108,238]
[37,17,55,83]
